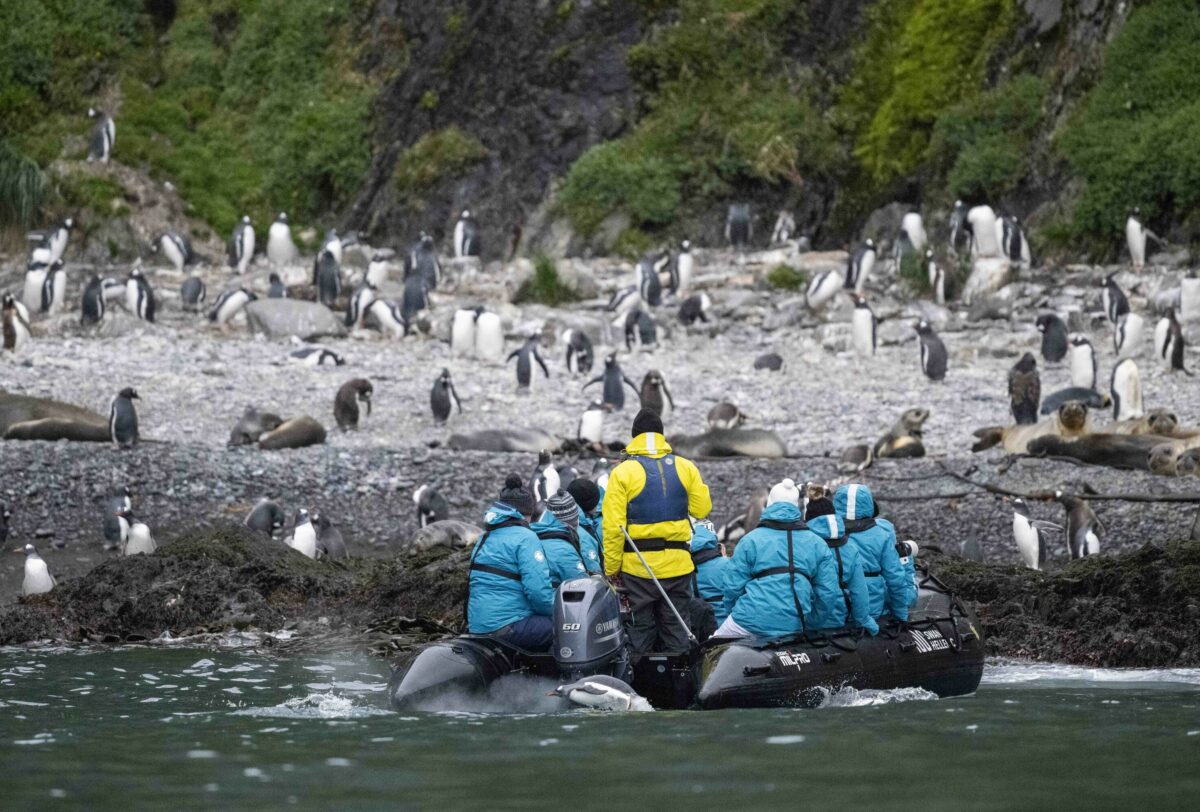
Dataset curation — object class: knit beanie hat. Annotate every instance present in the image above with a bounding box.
[566,478,601,513]
[767,478,801,507]
[631,408,664,438]
[499,473,535,517]
[546,489,580,530]
[805,495,835,522]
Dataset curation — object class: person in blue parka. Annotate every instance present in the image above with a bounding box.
[689,519,730,625]
[805,496,879,636]
[466,474,557,650]
[531,490,600,585]
[717,479,845,640]
[566,478,605,566]
[833,483,915,620]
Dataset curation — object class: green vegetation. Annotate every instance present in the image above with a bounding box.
[766,264,806,291]
[896,251,929,293]
[0,140,48,226]
[56,171,129,217]
[515,254,579,306]
[392,127,488,211]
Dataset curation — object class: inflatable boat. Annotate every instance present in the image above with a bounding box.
[388,568,984,711]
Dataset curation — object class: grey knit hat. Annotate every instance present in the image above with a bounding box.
[499,473,536,517]
[546,489,580,530]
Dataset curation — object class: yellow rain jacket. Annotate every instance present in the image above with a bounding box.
[602,433,712,580]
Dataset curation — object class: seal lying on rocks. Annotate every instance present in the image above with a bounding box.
[446,428,562,453]
[228,406,284,447]
[1,390,109,442]
[972,401,1091,454]
[405,520,483,554]
[873,407,929,459]
[668,428,787,459]
[258,416,326,450]
[1026,432,1168,472]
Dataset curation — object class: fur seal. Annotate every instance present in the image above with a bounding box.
[667,428,786,459]
[1148,443,1180,476]
[973,401,1091,454]
[1106,409,1180,436]
[874,407,929,459]
[0,390,109,441]
[406,520,483,554]
[446,428,562,454]
[228,407,284,447]
[1026,433,1163,471]
[1177,447,1200,476]
[334,378,373,431]
[258,416,326,450]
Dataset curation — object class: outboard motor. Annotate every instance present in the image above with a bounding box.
[553,576,631,683]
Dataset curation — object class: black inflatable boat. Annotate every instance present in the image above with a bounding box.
[388,568,984,711]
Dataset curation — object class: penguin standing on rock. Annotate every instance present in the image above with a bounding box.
[901,212,927,253]
[228,216,255,274]
[1126,207,1147,272]
[334,378,373,430]
[20,544,56,596]
[451,308,478,357]
[806,267,845,311]
[1069,336,1097,390]
[639,370,675,419]
[583,353,639,411]
[367,298,408,338]
[998,216,1031,266]
[23,257,50,314]
[926,250,945,305]
[675,239,694,295]
[507,335,550,391]
[1055,491,1101,560]
[1011,498,1045,570]
[153,232,194,273]
[125,268,155,322]
[413,484,450,528]
[577,401,610,447]
[315,513,348,561]
[1008,352,1041,425]
[208,287,256,325]
[102,488,132,550]
[81,276,106,324]
[267,213,297,266]
[678,293,711,326]
[288,509,317,559]
[119,509,156,556]
[1035,314,1068,363]
[40,260,66,314]
[726,203,752,249]
[1114,312,1144,359]
[430,368,462,423]
[1111,358,1144,420]
[3,293,32,352]
[474,311,503,363]
[87,108,115,163]
[366,252,391,288]
[624,308,658,352]
[181,274,207,312]
[563,328,593,374]
[454,210,480,258]
[109,387,140,449]
[268,273,288,299]
[844,239,876,293]
[316,249,342,308]
[530,450,561,513]
[1101,274,1130,325]
[407,233,442,291]
[345,282,376,329]
[400,275,429,328]
[850,294,876,357]
[1164,310,1191,374]
[636,253,665,307]
[914,320,947,382]
[322,229,344,265]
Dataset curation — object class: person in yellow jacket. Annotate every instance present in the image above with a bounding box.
[603,409,712,653]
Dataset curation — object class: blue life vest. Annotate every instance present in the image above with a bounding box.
[625,455,689,525]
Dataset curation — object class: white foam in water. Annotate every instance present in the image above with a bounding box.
[816,685,940,708]
[983,660,1200,688]
[230,692,392,720]
[766,735,806,745]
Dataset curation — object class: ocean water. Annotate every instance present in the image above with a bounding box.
[2,644,1198,810]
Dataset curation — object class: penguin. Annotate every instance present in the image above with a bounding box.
[1055,491,1101,560]
[267,213,297,266]
[413,484,450,528]
[181,274,207,312]
[806,267,845,311]
[366,252,391,288]
[636,253,665,307]
[531,450,561,509]
[998,215,1031,266]
[551,675,653,712]
[949,200,970,255]
[208,287,256,325]
[707,402,748,430]
[315,512,348,561]
[563,328,594,374]
[268,273,287,299]
[771,209,796,245]
[20,544,56,596]
[678,293,711,326]
[901,212,927,254]
[1101,274,1130,324]
[119,509,156,556]
[583,353,639,411]
[926,250,945,305]
[87,108,114,163]
[1113,312,1144,359]
[289,347,345,366]
[39,259,65,314]
[101,277,126,302]
[102,488,132,551]
[322,229,344,266]
[639,370,675,419]
[454,210,481,258]
[109,387,140,449]
[914,320,947,381]
[334,378,373,430]
[125,268,155,322]
[32,217,73,265]
[316,249,341,307]
[624,308,658,352]
[1181,270,1200,323]
[406,232,441,290]
[2,293,32,352]
[850,294,876,357]
[153,232,194,272]
[430,368,462,423]
[675,239,694,295]
[725,203,752,249]
[591,458,611,490]
[606,285,642,317]
[23,257,50,313]
[1011,498,1045,570]
[1035,314,1069,363]
[577,400,610,447]
[754,352,784,372]
[474,311,504,363]
[1126,207,1147,271]
[451,308,478,358]
[1163,309,1192,374]
[367,298,408,338]
[965,205,1000,257]
[1069,336,1097,390]
[1110,358,1144,421]
[345,282,376,328]
[507,335,550,390]
[288,509,317,559]
[245,499,285,538]
[1008,352,1040,425]
[893,230,916,273]
[401,275,428,326]
[844,239,876,293]
[228,215,255,274]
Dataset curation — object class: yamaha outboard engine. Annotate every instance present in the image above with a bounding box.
[553,576,631,683]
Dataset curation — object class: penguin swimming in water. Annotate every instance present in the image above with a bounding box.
[675,239,693,295]
[413,484,450,528]
[109,387,140,449]
[1055,491,1101,560]
[1069,336,1097,390]
[407,232,442,291]
[345,282,376,328]
[914,320,947,381]
[639,370,674,419]
[316,249,341,307]
[289,509,317,559]
[1126,207,1147,272]
[1100,274,1129,325]
[726,203,752,249]
[430,368,462,423]
[850,294,876,357]
[181,274,207,312]
[530,450,561,512]
[367,298,408,338]
[474,311,503,363]
[844,239,876,293]
[153,232,194,273]
[1113,312,1144,359]
[87,108,115,163]
[125,268,155,322]
[81,276,106,324]
[289,347,345,366]
[1110,358,1144,421]
[268,273,287,298]
[334,378,373,430]
[39,261,66,315]
[451,308,478,358]
[19,544,56,596]
[551,675,654,712]
[583,353,639,411]
[1008,352,1040,425]
[118,509,156,556]
[678,293,712,326]
[806,267,845,311]
[624,308,658,352]
[454,210,481,258]
[577,400,610,447]
[636,253,665,307]
[1035,314,1068,363]
[245,499,285,538]
[998,216,1031,267]
[563,328,593,374]
[2,293,32,352]
[267,213,297,266]
[1011,498,1045,570]
[926,250,945,305]
[228,216,255,274]
[208,287,256,325]
[507,335,550,391]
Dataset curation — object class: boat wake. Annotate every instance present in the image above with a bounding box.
[230,692,393,720]
[816,685,940,708]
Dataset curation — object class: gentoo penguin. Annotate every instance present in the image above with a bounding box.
[530,450,561,510]
[997,216,1031,266]
[591,458,611,490]
[707,402,748,430]
[675,239,694,295]
[413,484,449,528]
[1113,312,1144,359]
[949,201,971,255]
[1100,274,1129,324]
[563,328,594,374]
[125,268,155,322]
[23,257,50,313]
[851,294,876,357]
[245,499,285,538]
[267,213,297,266]
[754,352,784,371]
[926,250,945,305]
[1055,491,1101,560]
[577,400,610,446]
[639,370,675,419]
[965,205,1000,257]
[474,311,503,363]
[181,274,207,312]
[367,298,407,338]
[636,253,665,307]
[81,276,106,324]
[400,275,428,326]
[109,387,140,449]
[228,215,255,273]
[901,212,927,253]
[583,353,639,411]
[1011,498,1045,570]
[39,260,65,316]
[1069,336,1097,390]
[119,509,156,556]
[552,675,653,712]
[430,368,463,423]
[606,285,642,317]
[3,293,32,352]
[771,209,796,245]
[208,287,256,325]
[507,335,550,390]
[31,217,73,265]
[289,509,317,559]
[366,252,391,288]
[1110,358,1144,420]
[451,308,478,358]
[454,210,480,258]
[844,239,876,293]
[153,232,194,272]
[345,282,376,328]
[101,277,126,302]
[315,513,348,560]
[102,488,132,550]
[1163,309,1191,374]
[268,273,287,299]
[316,249,341,307]
[322,229,344,266]
[1008,352,1041,425]
[334,378,373,430]
[806,267,844,311]
[87,108,115,163]
[914,320,947,381]
[678,292,712,326]
[1035,314,1069,363]
[1126,207,1147,271]
[19,544,56,596]
[289,347,345,366]
[726,203,752,249]
[624,308,658,352]
[407,232,441,290]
